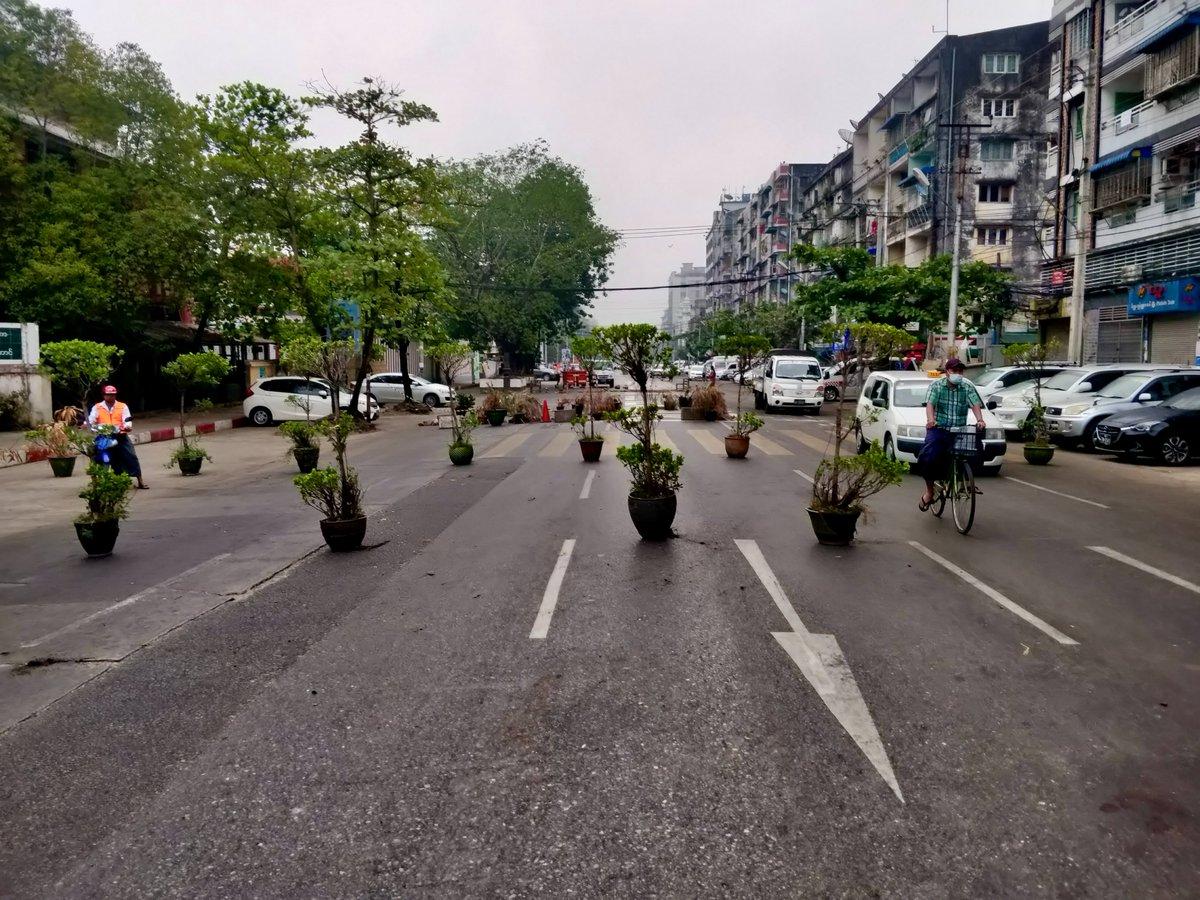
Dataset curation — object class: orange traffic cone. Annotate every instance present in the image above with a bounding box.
[541,400,550,423]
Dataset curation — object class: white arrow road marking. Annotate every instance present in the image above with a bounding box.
[530,539,576,640]
[908,542,1079,646]
[735,539,903,803]
[1088,546,1200,596]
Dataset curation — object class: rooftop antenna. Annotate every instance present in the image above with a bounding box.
[932,0,949,34]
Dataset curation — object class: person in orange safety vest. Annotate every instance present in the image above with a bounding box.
[87,385,148,489]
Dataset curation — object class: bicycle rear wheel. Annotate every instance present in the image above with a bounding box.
[951,459,976,534]
[931,485,947,518]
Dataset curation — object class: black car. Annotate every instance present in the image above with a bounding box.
[1093,386,1200,465]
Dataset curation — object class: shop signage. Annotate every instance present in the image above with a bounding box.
[1127,276,1200,315]
[0,326,23,362]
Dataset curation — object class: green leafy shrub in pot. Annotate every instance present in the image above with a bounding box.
[729,411,763,438]
[279,420,320,451]
[294,465,363,521]
[162,353,231,473]
[77,462,134,524]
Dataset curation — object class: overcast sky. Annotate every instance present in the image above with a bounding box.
[62,0,1050,325]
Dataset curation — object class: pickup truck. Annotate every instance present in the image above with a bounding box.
[754,355,824,413]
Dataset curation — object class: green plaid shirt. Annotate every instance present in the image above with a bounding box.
[926,377,983,428]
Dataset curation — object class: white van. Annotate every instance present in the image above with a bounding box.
[754,355,824,413]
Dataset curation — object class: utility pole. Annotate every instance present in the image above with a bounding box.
[941,120,989,360]
[1067,3,1100,365]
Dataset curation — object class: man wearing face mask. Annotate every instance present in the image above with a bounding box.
[917,356,984,511]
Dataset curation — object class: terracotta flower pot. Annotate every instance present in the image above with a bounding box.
[807,507,861,546]
[579,438,604,462]
[320,515,367,552]
[628,492,677,541]
[725,434,750,458]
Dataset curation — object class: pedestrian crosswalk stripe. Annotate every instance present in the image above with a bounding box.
[687,428,726,455]
[539,430,576,457]
[779,428,833,454]
[747,433,792,456]
[654,430,679,453]
[480,431,533,458]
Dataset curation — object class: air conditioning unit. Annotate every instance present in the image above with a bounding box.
[1120,263,1144,282]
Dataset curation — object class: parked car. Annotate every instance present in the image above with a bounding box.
[1045,370,1200,449]
[754,355,823,413]
[591,363,616,387]
[244,377,380,426]
[717,360,742,380]
[1094,386,1200,465]
[855,372,1007,472]
[685,362,709,380]
[967,364,1067,401]
[819,357,909,402]
[988,364,1173,435]
[531,364,560,383]
[364,372,453,407]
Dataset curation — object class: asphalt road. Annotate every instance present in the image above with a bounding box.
[1,403,1198,896]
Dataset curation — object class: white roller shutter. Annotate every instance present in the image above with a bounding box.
[1149,313,1200,365]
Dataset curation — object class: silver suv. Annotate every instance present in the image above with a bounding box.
[1045,370,1200,448]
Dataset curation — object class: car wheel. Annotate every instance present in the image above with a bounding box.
[824,386,839,402]
[856,425,868,455]
[884,434,896,461]
[1160,433,1191,466]
[1080,420,1101,452]
[423,392,440,408]
[754,391,765,411]
[249,406,272,427]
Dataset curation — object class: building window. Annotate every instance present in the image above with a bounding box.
[978,183,1013,203]
[980,140,1015,161]
[1065,11,1091,65]
[981,98,1017,118]
[976,226,1009,246]
[983,52,1020,75]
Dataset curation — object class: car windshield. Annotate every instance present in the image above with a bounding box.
[1041,368,1086,391]
[1097,373,1151,399]
[968,368,1002,386]
[893,382,931,407]
[774,361,821,379]
[1165,387,1200,410]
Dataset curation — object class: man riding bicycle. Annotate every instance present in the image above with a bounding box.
[917,357,984,511]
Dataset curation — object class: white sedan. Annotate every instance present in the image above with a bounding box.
[243,377,379,426]
[855,372,1007,471]
[365,372,453,407]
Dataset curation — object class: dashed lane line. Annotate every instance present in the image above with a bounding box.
[1088,546,1200,596]
[687,428,727,455]
[539,430,577,458]
[579,471,596,500]
[908,541,1079,646]
[480,431,533,458]
[794,469,814,483]
[530,538,576,640]
[1004,476,1110,510]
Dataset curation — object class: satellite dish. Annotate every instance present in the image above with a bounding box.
[849,119,860,129]
[837,128,855,143]
[912,167,931,188]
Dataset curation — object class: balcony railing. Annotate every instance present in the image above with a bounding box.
[1147,25,1200,97]
[906,201,933,231]
[886,214,907,241]
[1103,97,1158,135]
[1093,166,1153,211]
[887,142,909,167]
[1104,1,1194,64]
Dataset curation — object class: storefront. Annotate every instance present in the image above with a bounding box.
[1084,294,1143,364]
[1128,276,1200,366]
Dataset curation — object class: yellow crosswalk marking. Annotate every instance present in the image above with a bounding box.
[748,433,792,456]
[480,431,533,458]
[779,428,834,454]
[687,428,726,455]
[539,429,576,457]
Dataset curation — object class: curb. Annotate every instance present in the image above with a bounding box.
[4,417,248,468]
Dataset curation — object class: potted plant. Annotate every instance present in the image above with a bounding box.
[1004,341,1058,465]
[429,341,478,465]
[279,421,322,473]
[38,340,122,413]
[455,392,475,414]
[717,334,772,458]
[661,392,679,411]
[690,384,727,422]
[593,324,682,540]
[678,390,693,409]
[569,335,609,459]
[162,352,231,476]
[294,413,366,551]
[553,399,574,424]
[25,410,90,476]
[481,390,508,426]
[75,462,133,557]
[808,323,911,545]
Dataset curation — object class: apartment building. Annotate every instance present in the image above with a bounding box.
[796,148,857,252]
[1042,0,1200,365]
[849,23,1051,295]
[702,194,751,318]
[665,263,707,345]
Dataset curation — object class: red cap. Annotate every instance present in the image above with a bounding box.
[102,385,117,395]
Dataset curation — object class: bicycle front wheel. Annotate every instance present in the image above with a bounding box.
[951,459,976,534]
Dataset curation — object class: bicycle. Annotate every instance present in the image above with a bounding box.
[929,425,982,535]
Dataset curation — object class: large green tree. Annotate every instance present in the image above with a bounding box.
[434,141,618,371]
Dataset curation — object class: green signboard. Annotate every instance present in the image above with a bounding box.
[0,327,22,362]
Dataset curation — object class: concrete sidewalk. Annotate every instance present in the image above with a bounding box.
[0,403,247,467]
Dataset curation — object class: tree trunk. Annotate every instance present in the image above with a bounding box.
[398,336,413,401]
[347,325,376,419]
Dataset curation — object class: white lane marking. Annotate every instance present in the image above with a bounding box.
[908,542,1078,646]
[579,471,596,500]
[1088,546,1200,597]
[530,539,576,640]
[735,539,903,802]
[793,469,814,483]
[687,428,726,455]
[654,430,679,453]
[1003,476,1109,510]
[21,553,233,649]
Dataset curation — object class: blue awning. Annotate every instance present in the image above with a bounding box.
[1090,145,1152,174]
[878,111,906,132]
[1127,11,1200,56]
